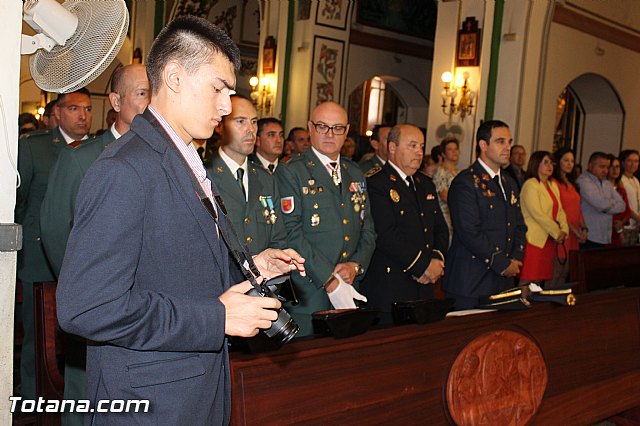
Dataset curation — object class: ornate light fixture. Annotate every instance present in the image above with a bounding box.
[441,71,475,121]
[249,75,272,117]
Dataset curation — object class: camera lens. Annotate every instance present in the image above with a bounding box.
[264,309,299,346]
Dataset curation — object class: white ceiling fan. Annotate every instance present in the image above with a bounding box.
[21,0,129,93]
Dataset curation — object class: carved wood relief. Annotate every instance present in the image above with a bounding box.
[446,330,548,426]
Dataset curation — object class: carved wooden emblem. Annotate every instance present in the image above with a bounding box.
[446,330,548,425]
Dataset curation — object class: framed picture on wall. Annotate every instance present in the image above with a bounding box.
[315,0,350,30]
[309,36,345,109]
[456,17,481,66]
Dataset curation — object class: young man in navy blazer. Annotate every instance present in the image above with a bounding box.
[56,16,304,425]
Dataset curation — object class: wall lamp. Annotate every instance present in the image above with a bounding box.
[441,71,475,121]
[249,75,273,117]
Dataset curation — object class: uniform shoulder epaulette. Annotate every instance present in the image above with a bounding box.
[365,165,382,178]
[285,153,304,165]
[20,129,50,139]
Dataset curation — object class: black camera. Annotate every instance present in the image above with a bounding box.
[246,274,299,346]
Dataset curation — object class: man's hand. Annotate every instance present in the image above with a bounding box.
[579,228,588,243]
[253,248,306,279]
[219,280,282,337]
[419,259,445,284]
[333,262,357,284]
[502,259,522,277]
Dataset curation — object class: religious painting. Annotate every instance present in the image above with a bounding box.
[309,36,344,108]
[316,0,350,30]
[356,0,437,41]
[456,17,481,67]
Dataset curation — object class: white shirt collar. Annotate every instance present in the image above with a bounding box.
[255,151,278,169]
[478,157,502,179]
[218,146,248,175]
[388,160,410,184]
[58,127,89,144]
[110,123,121,140]
[376,154,386,165]
[312,147,342,180]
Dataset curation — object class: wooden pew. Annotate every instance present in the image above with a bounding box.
[229,287,640,425]
[33,281,63,426]
[569,245,640,294]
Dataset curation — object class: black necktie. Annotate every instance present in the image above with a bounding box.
[406,176,416,192]
[197,146,204,159]
[493,175,505,200]
[268,163,275,174]
[236,168,246,200]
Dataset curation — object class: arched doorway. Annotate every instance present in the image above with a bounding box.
[347,75,428,135]
[555,73,624,165]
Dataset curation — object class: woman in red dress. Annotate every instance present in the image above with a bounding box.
[519,151,569,287]
[552,148,587,255]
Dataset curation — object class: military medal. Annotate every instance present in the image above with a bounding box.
[390,189,400,203]
[308,178,315,186]
[511,191,518,205]
[302,186,309,195]
[217,166,224,173]
[318,186,324,193]
[259,196,277,224]
[310,187,317,195]
[311,213,320,227]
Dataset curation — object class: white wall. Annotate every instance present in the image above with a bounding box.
[538,22,640,153]
[0,1,22,423]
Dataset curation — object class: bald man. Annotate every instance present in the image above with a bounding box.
[361,124,448,323]
[41,63,151,276]
[277,101,377,335]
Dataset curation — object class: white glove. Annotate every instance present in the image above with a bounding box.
[326,273,367,309]
[528,283,543,293]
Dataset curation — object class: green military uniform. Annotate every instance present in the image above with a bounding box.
[359,154,384,174]
[15,127,66,399]
[41,130,115,276]
[276,149,377,336]
[38,131,106,426]
[208,154,286,255]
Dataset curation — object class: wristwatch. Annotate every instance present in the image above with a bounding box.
[354,263,363,276]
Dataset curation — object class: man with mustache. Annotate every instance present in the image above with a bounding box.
[442,120,527,309]
[210,95,287,254]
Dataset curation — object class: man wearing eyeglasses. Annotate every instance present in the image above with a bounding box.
[277,101,377,336]
[15,87,93,401]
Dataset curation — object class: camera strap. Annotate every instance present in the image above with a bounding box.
[150,112,262,291]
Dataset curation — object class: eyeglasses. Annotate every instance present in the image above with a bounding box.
[311,122,347,135]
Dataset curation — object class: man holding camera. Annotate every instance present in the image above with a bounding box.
[277,101,376,336]
[56,17,304,425]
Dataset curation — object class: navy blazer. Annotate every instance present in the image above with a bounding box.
[57,110,233,425]
[442,160,527,309]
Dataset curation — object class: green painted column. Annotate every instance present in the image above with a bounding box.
[279,1,296,126]
[484,0,505,121]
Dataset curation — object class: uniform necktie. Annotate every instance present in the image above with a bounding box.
[69,140,82,148]
[406,176,416,192]
[197,146,204,159]
[236,168,246,200]
[493,174,506,200]
[268,163,275,174]
[329,162,340,187]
